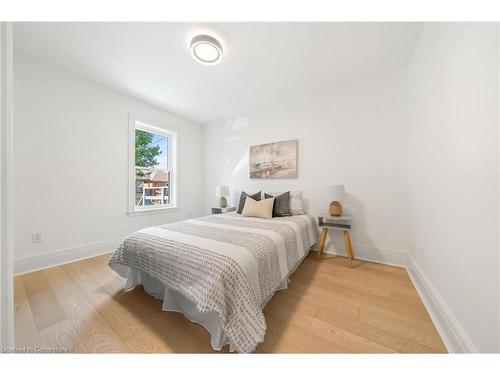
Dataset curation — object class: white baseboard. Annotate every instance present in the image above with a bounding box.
[406,255,478,353]
[318,243,408,268]
[14,237,122,276]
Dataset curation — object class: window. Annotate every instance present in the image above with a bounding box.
[129,118,177,214]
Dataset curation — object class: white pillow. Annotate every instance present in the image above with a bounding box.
[289,197,305,215]
[267,191,303,198]
[241,196,275,219]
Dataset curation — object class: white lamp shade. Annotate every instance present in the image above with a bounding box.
[216,185,230,197]
[328,185,345,201]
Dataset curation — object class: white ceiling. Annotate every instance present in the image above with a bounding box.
[14,22,422,124]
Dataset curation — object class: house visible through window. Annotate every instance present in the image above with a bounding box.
[132,120,176,211]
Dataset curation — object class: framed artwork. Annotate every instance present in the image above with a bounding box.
[249,139,298,178]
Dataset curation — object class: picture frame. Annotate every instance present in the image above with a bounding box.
[249,139,298,178]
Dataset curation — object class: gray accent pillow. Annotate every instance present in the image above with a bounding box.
[237,191,262,214]
[264,191,291,217]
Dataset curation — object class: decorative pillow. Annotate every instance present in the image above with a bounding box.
[264,191,291,217]
[237,191,262,214]
[268,191,303,198]
[290,197,305,215]
[267,191,305,215]
[241,197,275,219]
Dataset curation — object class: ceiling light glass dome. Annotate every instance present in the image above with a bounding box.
[190,35,223,65]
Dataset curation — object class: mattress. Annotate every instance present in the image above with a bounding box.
[108,212,318,353]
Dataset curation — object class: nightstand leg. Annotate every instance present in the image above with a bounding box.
[343,230,354,267]
[317,228,328,260]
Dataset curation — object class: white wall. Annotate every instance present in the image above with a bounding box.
[13,54,204,272]
[204,68,410,266]
[408,23,499,353]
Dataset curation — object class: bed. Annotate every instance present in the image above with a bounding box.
[108,212,318,353]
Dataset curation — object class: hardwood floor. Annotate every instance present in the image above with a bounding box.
[14,253,447,353]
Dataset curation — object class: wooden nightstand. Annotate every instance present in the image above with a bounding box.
[211,206,237,214]
[317,215,354,266]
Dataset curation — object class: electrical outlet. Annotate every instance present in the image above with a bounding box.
[32,232,43,244]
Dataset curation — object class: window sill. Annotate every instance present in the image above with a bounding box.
[127,206,180,217]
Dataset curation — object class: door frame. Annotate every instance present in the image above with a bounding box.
[0,21,14,350]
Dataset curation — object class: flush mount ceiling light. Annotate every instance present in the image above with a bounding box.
[190,35,223,65]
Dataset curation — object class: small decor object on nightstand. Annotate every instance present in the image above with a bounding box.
[212,206,237,215]
[317,214,354,267]
[328,184,345,216]
[216,185,230,208]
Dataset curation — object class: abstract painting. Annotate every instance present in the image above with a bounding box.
[249,140,298,178]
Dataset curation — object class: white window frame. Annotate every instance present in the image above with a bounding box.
[128,115,178,215]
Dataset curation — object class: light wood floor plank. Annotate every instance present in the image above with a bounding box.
[42,265,130,353]
[358,307,444,351]
[61,262,144,341]
[262,321,350,353]
[255,330,308,353]
[315,306,441,353]
[290,274,431,322]
[37,318,88,353]
[285,312,397,353]
[14,252,447,353]
[55,290,130,353]
[124,330,175,353]
[13,278,41,348]
[21,272,67,331]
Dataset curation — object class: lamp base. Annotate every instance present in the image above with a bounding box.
[329,201,342,216]
[219,196,227,208]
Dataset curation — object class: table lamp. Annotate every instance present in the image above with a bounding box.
[328,185,345,216]
[216,185,230,208]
